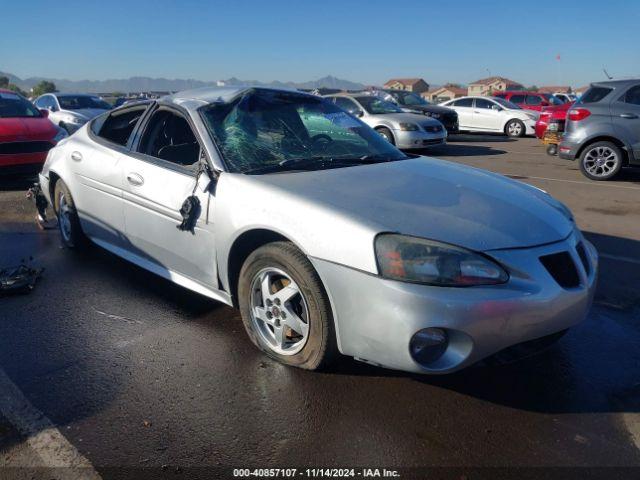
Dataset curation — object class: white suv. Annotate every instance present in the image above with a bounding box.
[34,93,111,134]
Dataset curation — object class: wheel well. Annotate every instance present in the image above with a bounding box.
[48,171,60,204]
[374,125,395,142]
[576,136,629,165]
[503,118,523,133]
[227,229,290,307]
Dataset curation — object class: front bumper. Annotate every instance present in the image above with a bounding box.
[395,129,447,149]
[311,230,597,374]
[524,119,537,136]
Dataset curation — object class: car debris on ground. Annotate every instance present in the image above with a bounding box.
[0,262,44,295]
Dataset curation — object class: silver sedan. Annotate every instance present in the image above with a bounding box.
[38,87,597,374]
[324,93,447,149]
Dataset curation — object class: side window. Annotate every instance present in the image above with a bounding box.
[509,95,526,104]
[475,98,495,109]
[138,110,200,167]
[334,97,360,114]
[34,97,46,108]
[622,86,640,106]
[95,106,147,146]
[525,95,542,105]
[36,96,52,109]
[453,98,473,107]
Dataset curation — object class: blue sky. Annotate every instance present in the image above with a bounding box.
[2,0,639,87]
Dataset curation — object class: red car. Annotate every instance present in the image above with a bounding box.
[534,102,573,138]
[0,89,66,174]
[493,91,564,112]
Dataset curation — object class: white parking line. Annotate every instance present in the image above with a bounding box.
[0,368,102,478]
[506,174,640,190]
[600,253,640,265]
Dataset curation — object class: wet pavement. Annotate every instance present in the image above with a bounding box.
[0,137,639,479]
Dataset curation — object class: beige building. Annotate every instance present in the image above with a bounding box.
[383,78,430,95]
[467,76,523,96]
[423,85,467,103]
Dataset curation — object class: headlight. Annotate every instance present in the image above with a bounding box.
[375,234,509,286]
[53,127,68,142]
[525,112,538,120]
[399,122,419,131]
[68,116,86,124]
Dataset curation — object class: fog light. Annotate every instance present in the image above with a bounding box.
[409,328,448,365]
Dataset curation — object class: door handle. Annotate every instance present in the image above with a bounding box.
[619,113,639,119]
[70,151,83,162]
[126,173,144,186]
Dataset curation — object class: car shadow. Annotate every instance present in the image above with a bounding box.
[412,143,507,157]
[447,133,517,143]
[0,174,38,192]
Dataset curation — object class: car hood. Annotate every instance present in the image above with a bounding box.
[373,112,443,125]
[401,104,456,116]
[253,157,573,252]
[0,116,57,142]
[64,108,109,120]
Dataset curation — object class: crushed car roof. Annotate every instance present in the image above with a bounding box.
[162,85,307,110]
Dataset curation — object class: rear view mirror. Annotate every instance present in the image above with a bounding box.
[39,109,49,118]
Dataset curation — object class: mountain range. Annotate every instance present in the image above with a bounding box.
[0,71,366,93]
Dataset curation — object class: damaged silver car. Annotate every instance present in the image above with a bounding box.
[38,87,598,374]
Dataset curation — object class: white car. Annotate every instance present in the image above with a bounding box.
[440,96,538,137]
[34,93,112,134]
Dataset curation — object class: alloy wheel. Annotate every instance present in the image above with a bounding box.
[58,193,73,243]
[583,146,619,177]
[508,121,523,136]
[249,267,310,355]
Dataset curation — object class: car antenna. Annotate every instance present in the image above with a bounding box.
[603,68,613,80]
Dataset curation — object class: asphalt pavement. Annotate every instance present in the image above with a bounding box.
[1,136,639,480]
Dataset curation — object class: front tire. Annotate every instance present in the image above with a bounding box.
[505,119,525,137]
[376,127,395,145]
[579,141,623,181]
[238,241,338,370]
[53,180,85,248]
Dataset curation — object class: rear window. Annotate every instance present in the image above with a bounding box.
[580,87,613,104]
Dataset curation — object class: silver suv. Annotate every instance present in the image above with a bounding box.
[559,79,640,180]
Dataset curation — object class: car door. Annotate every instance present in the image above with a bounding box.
[120,106,218,288]
[71,105,148,248]
[472,98,502,131]
[611,84,640,162]
[508,94,526,110]
[449,98,475,129]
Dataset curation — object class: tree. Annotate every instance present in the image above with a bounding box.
[31,80,57,97]
[0,76,9,88]
[6,84,27,96]
[527,85,539,92]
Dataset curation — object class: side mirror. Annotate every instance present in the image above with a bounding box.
[351,109,364,118]
[48,105,58,112]
[39,109,49,118]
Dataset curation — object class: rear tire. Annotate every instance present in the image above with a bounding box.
[53,180,86,248]
[505,119,525,137]
[238,241,338,371]
[376,127,395,145]
[546,144,558,156]
[579,141,623,181]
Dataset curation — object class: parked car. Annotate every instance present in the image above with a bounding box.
[553,93,577,104]
[34,93,111,134]
[380,89,459,133]
[324,93,446,148]
[535,102,573,139]
[440,96,538,137]
[493,91,564,112]
[38,86,597,374]
[559,79,640,180]
[0,89,67,174]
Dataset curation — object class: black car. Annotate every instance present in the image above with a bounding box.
[382,89,459,133]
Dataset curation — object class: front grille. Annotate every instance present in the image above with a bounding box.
[575,242,591,275]
[539,251,580,288]
[423,124,443,133]
[422,139,443,145]
[441,113,458,128]
[0,141,54,155]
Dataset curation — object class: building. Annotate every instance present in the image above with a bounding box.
[383,78,430,95]
[538,86,573,94]
[467,76,523,96]
[423,85,467,103]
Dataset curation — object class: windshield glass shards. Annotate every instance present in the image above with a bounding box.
[200,89,407,174]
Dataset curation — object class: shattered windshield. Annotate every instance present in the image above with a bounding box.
[200,89,407,174]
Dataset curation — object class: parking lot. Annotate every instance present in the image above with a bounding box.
[1,135,639,478]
